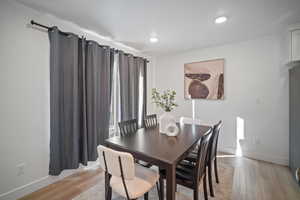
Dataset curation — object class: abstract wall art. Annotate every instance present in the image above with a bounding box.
[184,59,224,100]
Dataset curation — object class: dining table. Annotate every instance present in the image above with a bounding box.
[105,123,211,200]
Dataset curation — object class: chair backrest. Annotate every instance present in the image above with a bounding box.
[194,129,212,183]
[179,116,202,125]
[144,114,158,128]
[118,119,138,136]
[97,145,135,180]
[209,120,222,161]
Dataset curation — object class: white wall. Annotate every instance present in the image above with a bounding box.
[0,0,153,199]
[153,35,289,165]
[0,0,290,198]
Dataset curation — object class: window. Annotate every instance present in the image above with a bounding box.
[109,54,120,137]
[138,70,144,127]
[109,54,146,136]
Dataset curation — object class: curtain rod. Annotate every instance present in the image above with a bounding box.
[30,20,149,63]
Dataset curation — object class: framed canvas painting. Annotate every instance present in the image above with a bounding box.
[184,59,224,100]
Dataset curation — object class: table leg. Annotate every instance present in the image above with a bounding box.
[166,164,176,200]
[159,168,164,200]
[105,171,112,200]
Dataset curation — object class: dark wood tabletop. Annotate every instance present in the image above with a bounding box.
[105,123,211,200]
[106,123,211,165]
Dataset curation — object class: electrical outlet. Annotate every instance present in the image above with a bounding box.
[17,163,26,176]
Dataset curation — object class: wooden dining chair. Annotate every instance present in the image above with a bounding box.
[98,145,161,200]
[159,129,213,200]
[207,120,222,196]
[141,115,158,167]
[144,114,158,128]
[118,119,138,137]
[179,117,204,153]
[119,118,152,168]
[185,120,222,197]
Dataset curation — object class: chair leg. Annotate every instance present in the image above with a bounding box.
[214,157,219,184]
[105,173,112,200]
[144,192,149,200]
[159,177,164,200]
[108,187,112,200]
[156,182,161,200]
[203,172,208,200]
[208,162,215,197]
[193,187,199,200]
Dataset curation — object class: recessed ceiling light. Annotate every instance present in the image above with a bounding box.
[149,36,158,43]
[215,16,227,24]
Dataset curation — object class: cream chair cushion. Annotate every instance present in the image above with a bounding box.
[98,145,135,179]
[110,164,159,199]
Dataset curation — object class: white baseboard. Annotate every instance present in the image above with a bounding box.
[219,146,237,155]
[0,162,100,200]
[0,169,80,200]
[219,146,289,166]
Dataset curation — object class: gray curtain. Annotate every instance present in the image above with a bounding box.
[119,52,147,126]
[85,41,113,160]
[119,52,139,121]
[49,28,114,175]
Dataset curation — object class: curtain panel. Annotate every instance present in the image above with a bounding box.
[119,52,147,126]
[85,41,114,160]
[48,27,114,175]
[119,52,137,121]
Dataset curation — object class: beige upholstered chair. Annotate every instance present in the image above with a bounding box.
[97,145,161,200]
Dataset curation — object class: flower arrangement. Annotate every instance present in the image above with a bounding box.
[152,88,178,112]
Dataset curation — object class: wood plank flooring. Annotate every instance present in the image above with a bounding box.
[19,169,102,200]
[19,154,300,200]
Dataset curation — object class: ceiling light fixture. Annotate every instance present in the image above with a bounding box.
[215,16,227,24]
[149,36,158,43]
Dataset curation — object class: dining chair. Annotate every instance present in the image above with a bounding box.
[142,114,158,167]
[159,129,213,200]
[185,120,222,197]
[119,119,152,168]
[144,114,158,128]
[179,117,205,153]
[206,120,222,196]
[118,119,138,137]
[98,145,161,200]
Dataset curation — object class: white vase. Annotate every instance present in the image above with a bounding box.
[165,122,179,137]
[159,112,176,134]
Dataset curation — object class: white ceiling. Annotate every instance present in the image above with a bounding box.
[18,0,300,55]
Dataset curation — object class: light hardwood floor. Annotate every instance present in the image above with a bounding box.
[19,154,300,200]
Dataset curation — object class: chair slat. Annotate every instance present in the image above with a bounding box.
[118,119,138,137]
[144,114,158,129]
